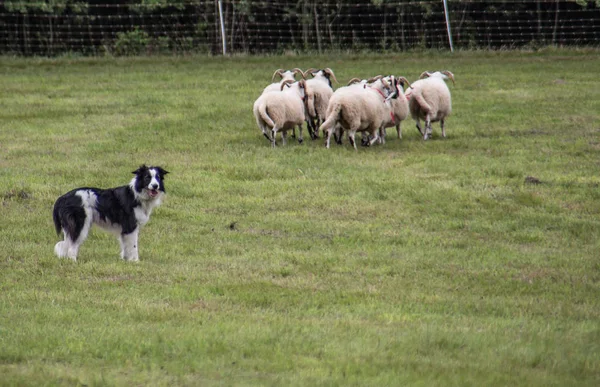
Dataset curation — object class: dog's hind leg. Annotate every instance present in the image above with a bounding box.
[54,233,69,259]
[66,215,92,261]
[120,228,140,262]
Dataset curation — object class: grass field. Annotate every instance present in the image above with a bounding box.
[1,49,599,386]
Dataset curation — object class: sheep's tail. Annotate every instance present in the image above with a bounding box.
[412,92,432,115]
[258,102,276,129]
[319,103,341,134]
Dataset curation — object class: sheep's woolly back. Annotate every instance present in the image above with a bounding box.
[254,83,306,131]
[306,81,333,121]
[405,76,452,122]
[321,83,390,135]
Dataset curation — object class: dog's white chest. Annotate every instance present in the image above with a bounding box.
[134,206,151,226]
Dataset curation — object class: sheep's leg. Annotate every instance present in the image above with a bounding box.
[281,130,288,146]
[313,118,321,138]
[397,123,402,139]
[440,119,446,138]
[423,116,432,140]
[259,122,272,142]
[361,133,369,146]
[325,127,333,149]
[271,127,278,147]
[291,127,296,139]
[348,131,358,150]
[367,129,380,147]
[297,125,304,144]
[415,119,423,136]
[305,119,315,140]
[334,125,343,145]
[379,127,386,145]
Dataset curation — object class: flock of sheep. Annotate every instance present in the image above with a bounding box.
[253,68,455,149]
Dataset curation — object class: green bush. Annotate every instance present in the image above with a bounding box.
[113,28,149,56]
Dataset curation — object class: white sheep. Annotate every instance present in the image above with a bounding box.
[377,76,412,144]
[253,68,305,143]
[254,80,311,147]
[319,76,401,150]
[302,68,338,139]
[405,70,455,140]
[331,76,383,145]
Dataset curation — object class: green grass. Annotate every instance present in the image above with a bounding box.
[1,48,600,386]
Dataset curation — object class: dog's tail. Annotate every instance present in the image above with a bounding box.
[53,197,82,241]
[53,203,63,236]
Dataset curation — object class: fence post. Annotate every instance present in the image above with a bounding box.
[218,0,227,55]
[443,0,454,52]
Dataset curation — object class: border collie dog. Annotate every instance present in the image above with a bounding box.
[52,165,168,261]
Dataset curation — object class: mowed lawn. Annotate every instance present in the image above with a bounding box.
[1,49,599,386]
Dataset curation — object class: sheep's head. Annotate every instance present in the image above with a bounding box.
[395,76,412,92]
[303,68,317,78]
[322,68,338,85]
[280,79,307,100]
[441,70,455,85]
[419,70,455,85]
[382,76,400,100]
[272,68,304,82]
[304,68,338,88]
[272,69,286,82]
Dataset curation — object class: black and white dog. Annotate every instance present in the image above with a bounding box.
[52,165,169,261]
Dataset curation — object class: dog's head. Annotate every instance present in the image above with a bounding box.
[131,165,169,200]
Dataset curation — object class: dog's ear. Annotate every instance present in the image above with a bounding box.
[132,165,148,175]
[155,167,169,178]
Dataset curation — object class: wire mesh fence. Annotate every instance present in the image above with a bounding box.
[1,1,599,56]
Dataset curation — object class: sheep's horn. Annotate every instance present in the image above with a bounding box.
[303,68,318,78]
[419,71,432,79]
[272,69,285,82]
[324,68,338,84]
[396,76,412,89]
[347,77,362,86]
[367,75,383,83]
[442,70,455,85]
[280,79,294,91]
[292,68,305,80]
[381,78,390,87]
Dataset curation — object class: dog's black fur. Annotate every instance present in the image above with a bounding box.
[52,165,168,261]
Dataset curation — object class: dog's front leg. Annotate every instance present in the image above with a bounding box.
[120,229,139,262]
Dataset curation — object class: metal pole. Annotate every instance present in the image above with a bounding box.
[442,0,454,52]
[218,0,227,55]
